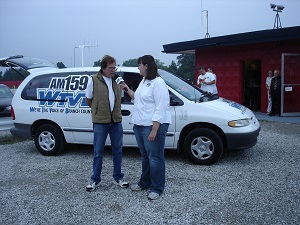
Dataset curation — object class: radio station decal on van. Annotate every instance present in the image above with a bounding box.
[222,98,246,114]
[31,74,91,114]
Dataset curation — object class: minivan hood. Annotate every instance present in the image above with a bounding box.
[205,97,253,119]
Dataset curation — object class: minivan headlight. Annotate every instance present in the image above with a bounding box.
[228,119,250,127]
[6,106,12,111]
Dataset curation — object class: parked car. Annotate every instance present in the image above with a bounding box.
[0,83,14,116]
[2,55,260,165]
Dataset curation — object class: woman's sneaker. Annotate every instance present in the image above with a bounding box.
[148,192,160,200]
[131,184,142,191]
[113,179,129,188]
[86,181,100,192]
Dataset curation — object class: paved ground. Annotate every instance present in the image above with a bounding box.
[0,120,299,225]
[254,111,300,124]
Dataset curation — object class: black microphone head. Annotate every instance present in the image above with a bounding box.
[113,74,120,80]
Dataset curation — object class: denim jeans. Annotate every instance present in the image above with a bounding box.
[91,122,124,183]
[133,123,169,195]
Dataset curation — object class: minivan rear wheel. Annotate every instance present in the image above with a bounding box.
[34,124,65,156]
[183,128,223,165]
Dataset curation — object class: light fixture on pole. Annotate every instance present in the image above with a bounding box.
[270,3,284,29]
[202,10,210,38]
[73,44,100,67]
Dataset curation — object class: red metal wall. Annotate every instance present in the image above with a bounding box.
[195,39,300,113]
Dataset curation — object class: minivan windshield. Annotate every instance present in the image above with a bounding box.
[158,69,204,101]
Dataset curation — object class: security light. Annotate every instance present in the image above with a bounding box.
[270,3,276,9]
[277,5,285,11]
[270,3,285,29]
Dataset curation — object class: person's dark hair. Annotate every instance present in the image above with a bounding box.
[100,55,116,73]
[198,66,205,71]
[208,67,214,72]
[137,55,158,80]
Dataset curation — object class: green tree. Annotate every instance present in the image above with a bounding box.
[122,58,172,72]
[2,68,29,80]
[93,60,101,67]
[90,55,193,81]
[176,54,195,81]
[57,62,66,68]
[166,60,178,75]
[122,58,138,67]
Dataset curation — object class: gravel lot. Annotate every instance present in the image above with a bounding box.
[0,121,299,225]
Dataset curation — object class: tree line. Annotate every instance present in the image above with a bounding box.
[0,54,195,82]
[93,54,195,81]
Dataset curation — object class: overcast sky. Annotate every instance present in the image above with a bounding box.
[1,0,299,68]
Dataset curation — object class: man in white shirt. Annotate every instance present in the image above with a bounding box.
[208,67,218,95]
[197,66,218,95]
[85,55,129,192]
[266,70,274,115]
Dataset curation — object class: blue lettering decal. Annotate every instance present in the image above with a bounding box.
[38,89,60,107]
[37,89,88,108]
[68,92,86,107]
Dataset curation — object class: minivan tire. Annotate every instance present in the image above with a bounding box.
[34,124,66,156]
[184,128,223,165]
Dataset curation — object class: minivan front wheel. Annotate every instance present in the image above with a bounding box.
[183,128,223,165]
[34,124,65,156]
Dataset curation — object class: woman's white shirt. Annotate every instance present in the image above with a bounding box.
[132,77,171,126]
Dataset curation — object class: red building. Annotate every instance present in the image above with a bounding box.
[163,26,300,117]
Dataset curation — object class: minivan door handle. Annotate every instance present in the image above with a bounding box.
[121,110,131,116]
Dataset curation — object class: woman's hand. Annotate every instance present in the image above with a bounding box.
[148,130,157,141]
[120,83,129,92]
[148,121,160,141]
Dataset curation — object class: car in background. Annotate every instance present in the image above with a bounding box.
[0,84,14,116]
[2,55,260,165]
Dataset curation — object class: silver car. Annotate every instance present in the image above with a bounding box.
[0,84,14,116]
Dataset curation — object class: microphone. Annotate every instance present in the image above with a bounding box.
[114,74,128,91]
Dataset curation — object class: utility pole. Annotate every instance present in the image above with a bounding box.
[73,44,100,67]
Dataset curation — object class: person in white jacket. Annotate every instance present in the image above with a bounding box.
[120,55,171,200]
[266,70,274,115]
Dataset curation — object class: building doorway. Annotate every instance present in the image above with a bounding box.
[242,60,261,110]
[281,53,300,116]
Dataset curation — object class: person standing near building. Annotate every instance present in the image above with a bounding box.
[269,70,281,116]
[207,67,218,95]
[266,70,274,115]
[85,55,129,191]
[197,66,218,95]
[120,55,171,200]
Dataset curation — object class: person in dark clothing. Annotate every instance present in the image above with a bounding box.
[269,70,281,116]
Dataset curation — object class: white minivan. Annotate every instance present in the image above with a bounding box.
[2,56,260,165]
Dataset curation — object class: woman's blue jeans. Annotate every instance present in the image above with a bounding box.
[91,122,124,183]
[133,123,169,195]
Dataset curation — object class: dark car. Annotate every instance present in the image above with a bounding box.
[0,84,14,116]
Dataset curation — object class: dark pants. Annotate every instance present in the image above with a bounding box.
[270,91,281,116]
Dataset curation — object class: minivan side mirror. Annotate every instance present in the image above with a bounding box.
[169,91,183,106]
